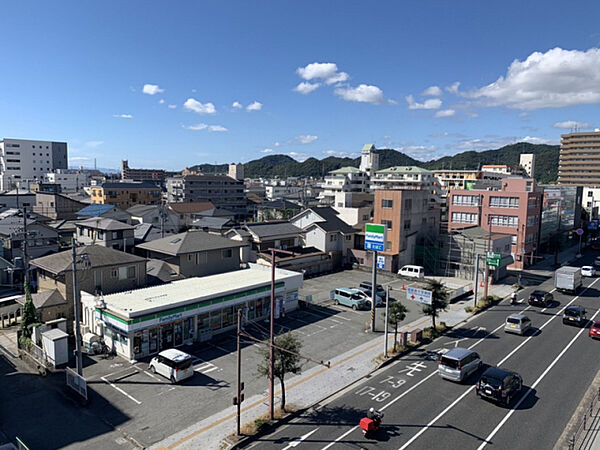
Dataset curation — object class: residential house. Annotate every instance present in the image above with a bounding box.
[233,222,303,263]
[34,192,87,220]
[76,203,132,224]
[191,216,235,234]
[0,189,36,209]
[136,230,244,278]
[75,217,135,252]
[168,201,215,229]
[127,204,180,234]
[16,289,68,323]
[0,215,59,262]
[255,199,302,222]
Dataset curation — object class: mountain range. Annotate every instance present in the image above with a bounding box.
[189,142,560,184]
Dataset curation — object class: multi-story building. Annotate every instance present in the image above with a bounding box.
[480,164,526,176]
[447,178,542,269]
[519,154,535,178]
[228,163,244,181]
[121,160,166,183]
[75,217,136,251]
[318,167,369,205]
[359,144,380,174]
[34,192,87,220]
[90,181,162,209]
[433,169,504,193]
[165,174,246,217]
[539,185,583,251]
[583,187,600,219]
[265,182,303,200]
[0,138,68,191]
[44,169,90,192]
[558,129,600,185]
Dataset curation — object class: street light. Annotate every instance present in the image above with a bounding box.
[71,238,91,376]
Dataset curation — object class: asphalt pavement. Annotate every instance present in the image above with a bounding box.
[244,253,600,450]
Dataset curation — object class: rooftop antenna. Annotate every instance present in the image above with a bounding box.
[94,158,97,170]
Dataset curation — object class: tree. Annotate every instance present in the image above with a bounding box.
[19,282,38,349]
[422,279,449,329]
[256,332,303,412]
[387,302,408,352]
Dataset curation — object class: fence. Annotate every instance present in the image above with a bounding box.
[568,387,600,449]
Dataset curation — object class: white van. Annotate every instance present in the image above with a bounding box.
[149,349,194,383]
[398,265,425,279]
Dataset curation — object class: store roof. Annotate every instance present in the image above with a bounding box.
[99,265,301,318]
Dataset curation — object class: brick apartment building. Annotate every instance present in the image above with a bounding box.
[447,178,542,269]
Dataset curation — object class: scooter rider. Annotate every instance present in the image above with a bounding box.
[367,407,383,424]
[510,292,517,305]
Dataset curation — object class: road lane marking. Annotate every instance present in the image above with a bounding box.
[398,278,599,449]
[101,376,142,405]
[201,366,219,374]
[283,428,319,449]
[477,306,600,449]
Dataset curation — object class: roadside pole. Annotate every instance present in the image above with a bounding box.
[384,286,390,358]
[71,239,83,377]
[473,253,480,308]
[235,308,243,436]
[371,250,377,332]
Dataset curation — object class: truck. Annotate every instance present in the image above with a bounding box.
[555,266,582,294]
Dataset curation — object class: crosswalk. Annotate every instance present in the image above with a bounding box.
[192,357,220,375]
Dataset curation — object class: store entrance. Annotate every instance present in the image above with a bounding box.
[160,324,174,349]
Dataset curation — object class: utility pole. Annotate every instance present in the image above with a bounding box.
[371,250,377,332]
[484,217,491,299]
[71,239,89,377]
[384,285,390,358]
[234,308,244,436]
[22,206,29,286]
[473,253,480,307]
[268,247,295,421]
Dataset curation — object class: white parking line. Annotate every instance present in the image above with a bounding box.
[202,366,219,374]
[143,370,163,382]
[101,376,142,405]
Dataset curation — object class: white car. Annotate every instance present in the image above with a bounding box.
[149,349,194,383]
[582,266,596,277]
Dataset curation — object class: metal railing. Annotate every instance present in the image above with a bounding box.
[568,387,600,449]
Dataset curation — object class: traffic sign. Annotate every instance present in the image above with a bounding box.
[486,251,501,267]
[376,255,385,269]
[576,228,584,236]
[406,286,432,305]
[588,221,599,231]
[365,223,386,252]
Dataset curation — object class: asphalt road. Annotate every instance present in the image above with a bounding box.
[244,256,600,450]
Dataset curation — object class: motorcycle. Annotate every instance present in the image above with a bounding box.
[360,412,383,437]
[510,294,517,305]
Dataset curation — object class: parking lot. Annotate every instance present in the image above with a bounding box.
[80,269,456,447]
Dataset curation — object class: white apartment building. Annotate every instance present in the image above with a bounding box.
[433,169,504,194]
[44,169,90,192]
[0,138,68,191]
[519,153,535,178]
[481,164,526,176]
[359,144,380,174]
[265,182,303,200]
[318,167,369,205]
[583,187,600,219]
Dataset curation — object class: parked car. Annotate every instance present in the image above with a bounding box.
[504,313,532,336]
[398,265,425,279]
[563,305,587,327]
[331,288,368,310]
[594,257,600,268]
[358,281,386,301]
[149,349,194,383]
[355,288,384,307]
[582,266,596,277]
[438,347,482,383]
[589,321,600,339]
[528,290,553,307]
[476,367,522,406]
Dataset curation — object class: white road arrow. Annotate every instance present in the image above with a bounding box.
[283,428,319,449]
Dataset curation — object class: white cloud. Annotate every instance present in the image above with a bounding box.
[168,104,177,109]
[294,82,321,94]
[288,152,309,162]
[113,114,133,119]
[183,123,228,132]
[322,150,359,158]
[158,99,165,104]
[464,47,600,109]
[183,98,216,114]
[297,62,348,85]
[406,95,442,110]
[274,142,281,147]
[69,156,91,162]
[446,82,461,94]
[423,86,443,96]
[553,120,593,129]
[246,101,262,111]
[335,84,386,104]
[521,136,557,145]
[232,101,243,109]
[296,135,318,144]
[142,84,164,95]
[261,148,273,153]
[434,109,456,118]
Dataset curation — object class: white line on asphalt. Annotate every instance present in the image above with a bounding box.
[283,428,320,449]
[143,370,162,381]
[202,366,219,374]
[101,376,142,405]
[477,306,600,449]
[399,278,599,449]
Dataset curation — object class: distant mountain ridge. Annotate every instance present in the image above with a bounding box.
[188,142,559,184]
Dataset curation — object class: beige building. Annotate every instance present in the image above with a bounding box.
[90,181,161,209]
[558,130,600,185]
[519,153,535,178]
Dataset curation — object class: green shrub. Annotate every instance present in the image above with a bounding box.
[464,306,474,313]
[254,418,269,432]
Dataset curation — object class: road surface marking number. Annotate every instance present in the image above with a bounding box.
[380,375,406,389]
[355,386,391,402]
[398,361,427,377]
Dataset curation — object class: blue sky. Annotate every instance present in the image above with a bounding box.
[1,1,600,170]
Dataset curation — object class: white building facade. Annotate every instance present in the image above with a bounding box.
[44,169,90,192]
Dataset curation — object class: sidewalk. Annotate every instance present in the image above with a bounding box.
[528,243,582,274]
[152,282,512,450]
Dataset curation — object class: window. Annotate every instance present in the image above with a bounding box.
[451,212,478,224]
[588,202,593,208]
[526,216,537,227]
[111,269,118,278]
[526,233,535,244]
[452,195,479,206]
[188,254,194,261]
[489,196,519,208]
[404,198,412,210]
[222,248,232,258]
[118,266,135,280]
[588,191,594,197]
[526,181,532,191]
[403,220,411,230]
[345,235,351,240]
[489,215,518,227]
[382,199,393,209]
[382,219,393,230]
[511,235,517,245]
[330,234,337,242]
[528,197,538,209]
[127,266,136,278]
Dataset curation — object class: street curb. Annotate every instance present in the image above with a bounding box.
[225,293,513,449]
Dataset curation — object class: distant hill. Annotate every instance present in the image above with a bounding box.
[186,142,560,183]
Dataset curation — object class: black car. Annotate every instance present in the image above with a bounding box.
[476,367,522,406]
[563,305,587,327]
[528,290,553,307]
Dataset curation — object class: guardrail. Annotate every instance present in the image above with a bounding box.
[568,387,600,449]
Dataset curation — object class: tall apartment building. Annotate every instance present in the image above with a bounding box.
[228,163,245,181]
[0,138,68,191]
[121,160,166,183]
[447,178,542,269]
[359,144,379,174]
[318,167,369,205]
[165,174,246,216]
[558,130,600,185]
[519,153,535,178]
[90,181,162,209]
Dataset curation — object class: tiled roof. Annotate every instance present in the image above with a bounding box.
[101,181,160,189]
[244,221,302,239]
[167,201,215,214]
[136,230,243,256]
[16,289,66,309]
[77,204,116,217]
[76,217,134,231]
[303,207,357,234]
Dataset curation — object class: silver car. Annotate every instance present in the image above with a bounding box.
[504,313,532,335]
[438,347,482,382]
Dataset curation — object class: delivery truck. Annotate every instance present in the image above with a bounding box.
[555,266,582,294]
